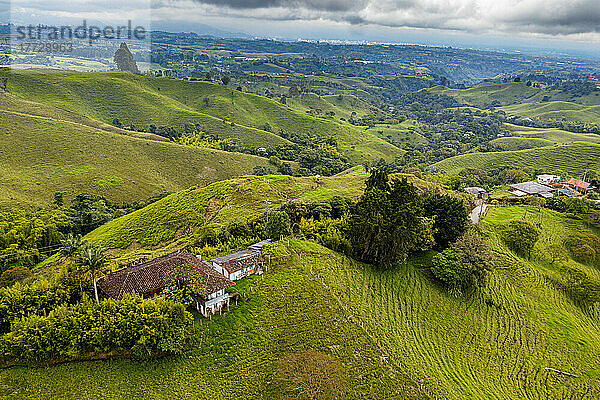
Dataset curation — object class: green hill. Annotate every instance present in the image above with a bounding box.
[4,205,600,399]
[3,69,403,164]
[365,120,428,149]
[489,136,554,151]
[504,123,600,144]
[430,83,547,107]
[501,101,600,124]
[0,111,275,208]
[431,82,600,108]
[285,92,379,120]
[430,83,600,124]
[0,240,428,400]
[434,142,600,176]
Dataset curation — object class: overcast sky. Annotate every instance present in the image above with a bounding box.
[4,0,600,55]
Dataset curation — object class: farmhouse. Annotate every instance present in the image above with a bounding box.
[209,240,270,281]
[509,181,554,198]
[97,249,234,317]
[567,178,595,194]
[537,174,561,185]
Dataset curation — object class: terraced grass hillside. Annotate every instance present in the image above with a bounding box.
[503,124,600,145]
[434,142,600,176]
[295,205,600,399]
[430,82,600,108]
[501,101,600,124]
[0,242,428,400]
[0,111,274,208]
[3,69,403,163]
[10,211,599,399]
[81,170,437,266]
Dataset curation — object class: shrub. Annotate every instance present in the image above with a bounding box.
[564,233,600,264]
[431,230,494,295]
[0,272,83,333]
[266,211,291,240]
[558,264,600,307]
[0,295,193,365]
[423,194,469,249]
[274,350,349,400]
[0,267,32,288]
[501,220,540,257]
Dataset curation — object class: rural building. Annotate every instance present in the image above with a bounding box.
[567,178,595,194]
[97,249,234,317]
[509,181,554,198]
[537,174,561,185]
[209,242,267,281]
[464,187,488,198]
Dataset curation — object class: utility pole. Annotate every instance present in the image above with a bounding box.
[265,199,271,223]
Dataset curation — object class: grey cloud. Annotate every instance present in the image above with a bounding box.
[187,0,600,37]
[194,0,367,12]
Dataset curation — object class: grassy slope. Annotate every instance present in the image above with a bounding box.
[504,123,600,144]
[3,70,292,149]
[430,83,600,124]
[501,101,600,124]
[489,136,555,151]
[299,204,600,399]
[81,171,437,267]
[17,215,600,399]
[0,244,427,400]
[434,142,600,175]
[285,93,376,120]
[365,121,427,149]
[0,111,274,208]
[4,70,403,163]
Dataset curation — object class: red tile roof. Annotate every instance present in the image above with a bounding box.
[567,178,591,190]
[97,249,234,300]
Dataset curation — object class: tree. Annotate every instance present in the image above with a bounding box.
[53,191,65,207]
[431,230,494,295]
[347,172,434,268]
[365,167,389,192]
[60,234,84,257]
[266,211,291,239]
[288,83,300,97]
[274,350,349,400]
[78,246,106,303]
[163,264,206,305]
[113,42,139,73]
[0,267,32,288]
[424,194,468,248]
[501,220,540,257]
[221,75,231,86]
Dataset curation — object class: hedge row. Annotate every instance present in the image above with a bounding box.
[0,295,194,364]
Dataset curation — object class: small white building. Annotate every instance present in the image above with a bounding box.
[537,174,561,185]
[208,240,271,281]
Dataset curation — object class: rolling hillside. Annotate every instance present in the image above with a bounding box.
[504,124,600,144]
[434,142,600,176]
[2,69,403,163]
[501,101,600,124]
[0,242,428,400]
[0,111,275,208]
[81,171,437,265]
[5,206,600,399]
[430,83,600,124]
[431,82,600,108]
